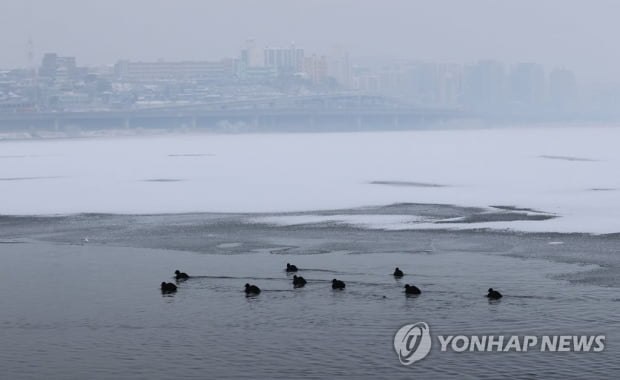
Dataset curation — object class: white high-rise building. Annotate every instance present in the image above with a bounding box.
[264,43,305,73]
[241,39,264,68]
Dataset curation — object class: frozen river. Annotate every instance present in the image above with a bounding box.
[1,126,619,233]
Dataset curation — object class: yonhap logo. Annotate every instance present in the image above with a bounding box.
[394,322,606,366]
[393,322,432,365]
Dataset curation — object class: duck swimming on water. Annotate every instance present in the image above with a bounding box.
[245,283,261,295]
[286,263,298,272]
[393,267,404,278]
[161,282,177,293]
[404,284,421,295]
[292,275,307,288]
[332,279,346,289]
[486,288,502,299]
[175,270,190,280]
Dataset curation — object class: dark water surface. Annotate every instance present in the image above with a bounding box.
[0,206,619,379]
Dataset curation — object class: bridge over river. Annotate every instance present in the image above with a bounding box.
[0,93,471,132]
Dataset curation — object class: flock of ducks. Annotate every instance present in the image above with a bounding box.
[161,263,503,299]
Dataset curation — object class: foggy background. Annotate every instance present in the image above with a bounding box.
[2,0,620,129]
[2,0,619,83]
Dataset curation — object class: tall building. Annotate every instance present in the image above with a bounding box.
[303,55,328,84]
[409,62,441,104]
[327,45,352,87]
[509,62,545,106]
[240,39,264,68]
[264,43,305,74]
[437,64,462,107]
[39,53,77,81]
[39,53,58,78]
[549,67,577,110]
[462,60,506,111]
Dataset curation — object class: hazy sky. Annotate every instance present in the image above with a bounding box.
[2,0,619,82]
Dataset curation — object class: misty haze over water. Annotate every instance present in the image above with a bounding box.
[2,0,620,130]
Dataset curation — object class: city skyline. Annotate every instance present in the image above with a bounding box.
[1,37,588,95]
[1,44,593,120]
[2,0,620,83]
